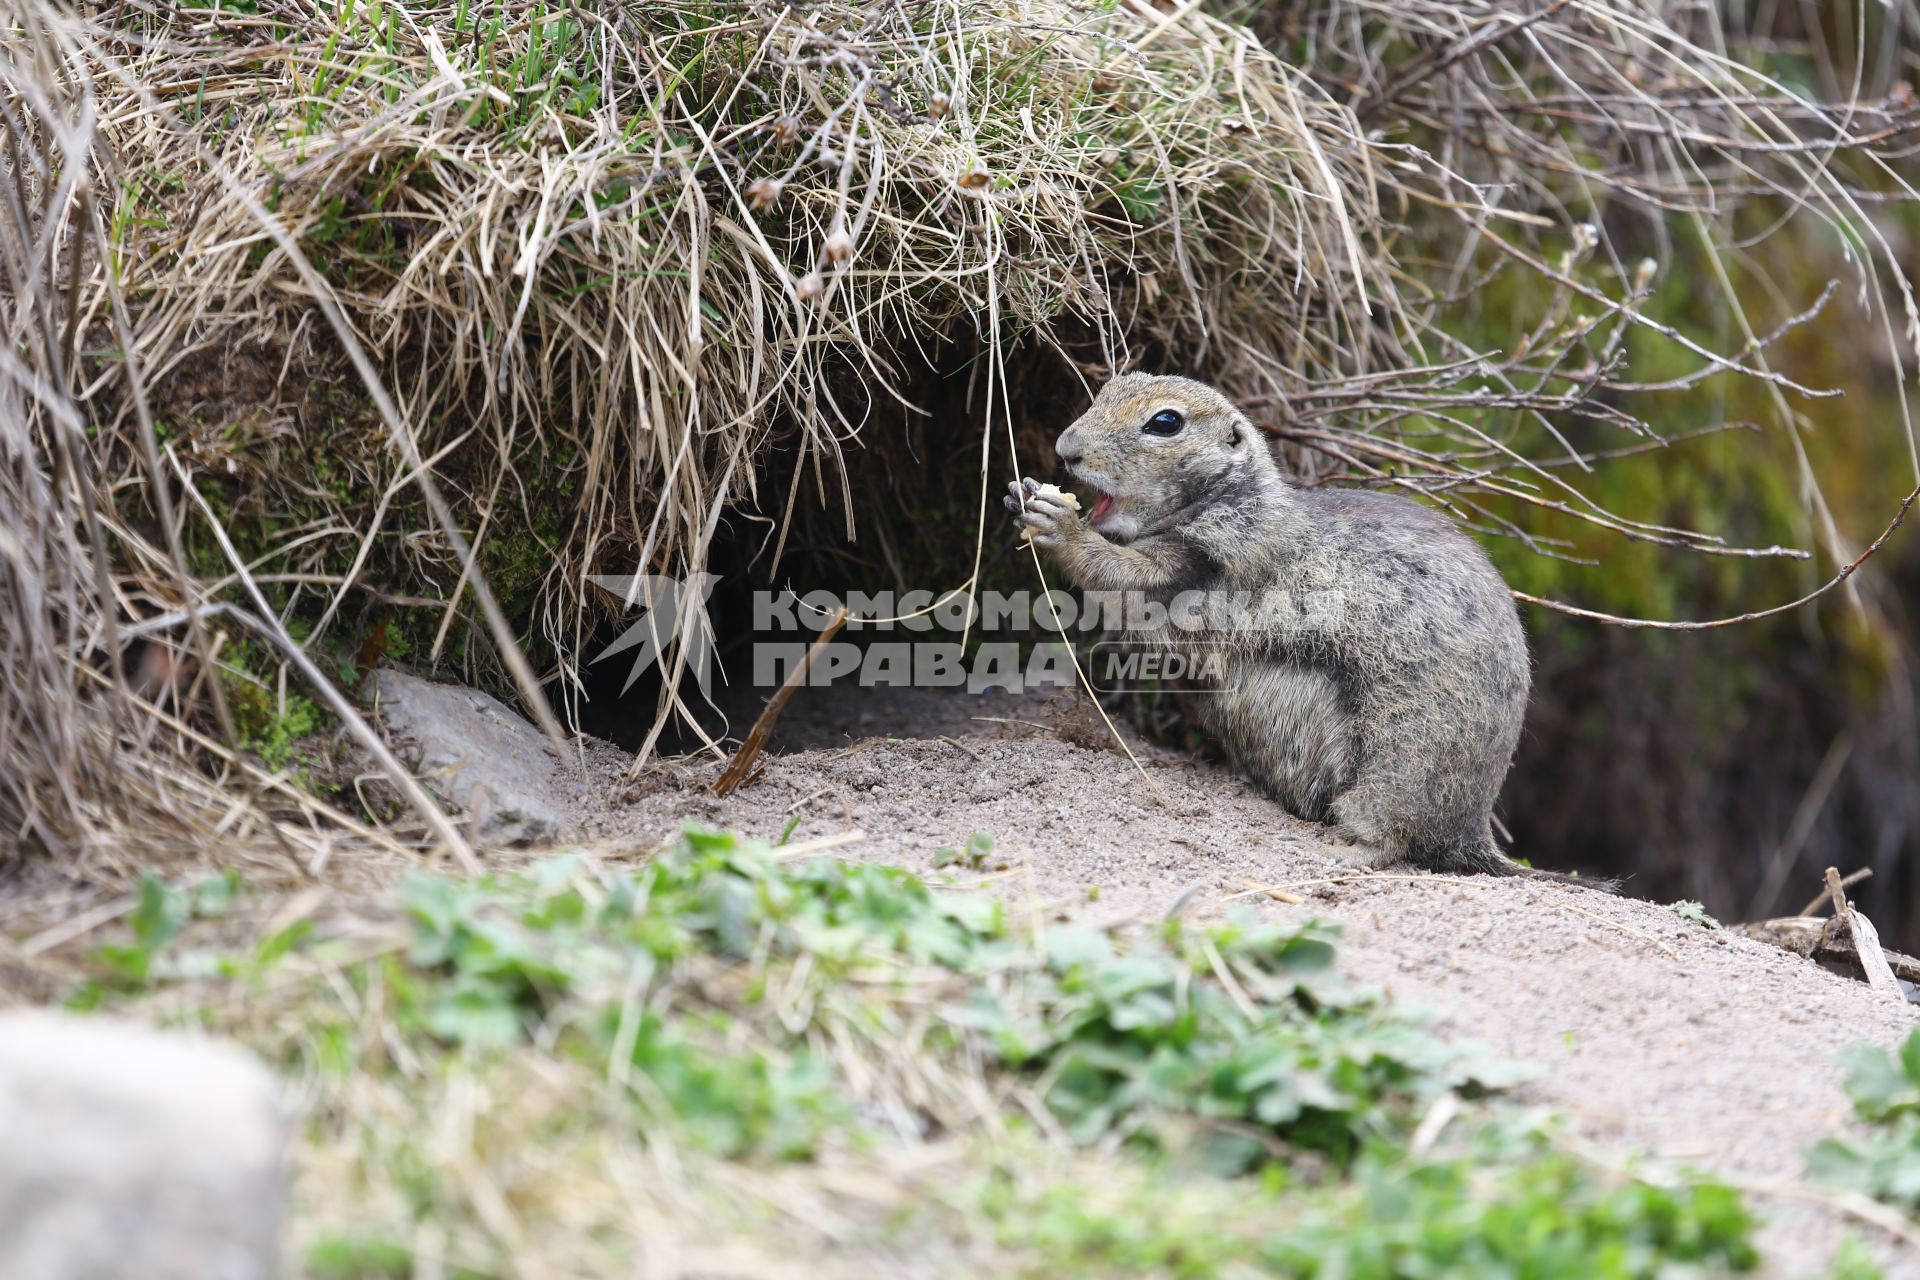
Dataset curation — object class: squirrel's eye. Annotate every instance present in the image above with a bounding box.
[1143,409,1185,436]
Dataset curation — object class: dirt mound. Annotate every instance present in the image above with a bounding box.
[548,683,1920,1277]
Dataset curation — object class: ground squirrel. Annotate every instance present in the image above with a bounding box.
[1008,373,1586,883]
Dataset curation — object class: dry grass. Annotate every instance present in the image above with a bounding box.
[69,0,1389,706]
[1258,0,1920,618]
[5,0,1920,869]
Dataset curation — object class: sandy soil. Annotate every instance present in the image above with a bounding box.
[565,682,1920,1278]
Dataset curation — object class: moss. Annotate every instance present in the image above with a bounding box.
[224,675,324,770]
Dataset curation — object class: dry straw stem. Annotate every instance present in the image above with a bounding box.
[166,448,481,874]
[1798,866,1874,919]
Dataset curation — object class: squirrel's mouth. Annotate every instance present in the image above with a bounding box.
[1089,491,1116,525]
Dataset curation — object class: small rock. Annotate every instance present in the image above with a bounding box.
[370,668,573,845]
[0,1011,285,1280]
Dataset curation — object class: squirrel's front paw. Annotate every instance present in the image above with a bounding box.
[1005,478,1083,547]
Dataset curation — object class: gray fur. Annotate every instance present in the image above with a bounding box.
[1006,373,1545,878]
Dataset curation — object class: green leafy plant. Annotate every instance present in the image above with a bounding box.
[90,873,190,989]
[992,1119,1758,1278]
[1671,900,1722,930]
[934,829,996,871]
[1827,1237,1887,1280]
[963,915,1519,1169]
[1808,1030,1920,1209]
[67,831,1762,1273]
[393,832,1517,1169]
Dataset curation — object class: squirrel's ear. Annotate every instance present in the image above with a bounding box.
[1227,419,1246,449]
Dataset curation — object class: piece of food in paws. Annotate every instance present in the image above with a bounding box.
[1018,483,1081,540]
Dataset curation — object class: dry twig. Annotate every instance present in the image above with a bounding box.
[1821,866,1903,1000]
[714,610,849,798]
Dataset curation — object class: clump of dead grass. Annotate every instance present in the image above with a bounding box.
[63,0,1390,708]
[0,11,458,880]
[6,0,1920,868]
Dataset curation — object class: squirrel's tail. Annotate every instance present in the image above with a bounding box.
[1513,864,1621,893]
[1451,837,1620,893]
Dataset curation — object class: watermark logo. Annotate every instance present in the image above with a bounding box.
[587,580,1334,697]
[587,573,721,695]
[1086,640,1236,692]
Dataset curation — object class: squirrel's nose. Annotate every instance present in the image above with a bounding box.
[1055,429,1084,466]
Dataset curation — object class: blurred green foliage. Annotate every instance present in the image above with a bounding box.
[66,830,1766,1274]
[1808,1029,1920,1209]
